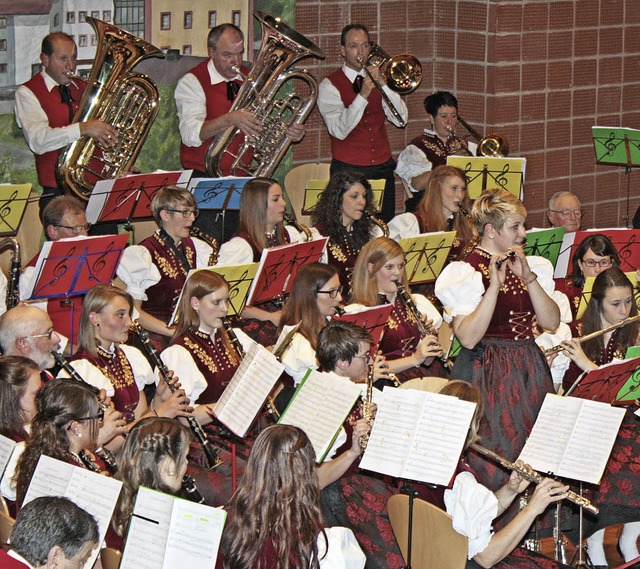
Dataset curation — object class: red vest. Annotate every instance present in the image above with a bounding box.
[326,69,391,166]
[21,73,84,188]
[0,550,30,569]
[179,61,250,173]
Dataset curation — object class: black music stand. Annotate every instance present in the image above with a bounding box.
[399,481,418,569]
[399,232,456,284]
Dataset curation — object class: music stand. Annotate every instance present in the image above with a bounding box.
[447,155,526,200]
[523,227,566,267]
[301,178,385,215]
[86,170,192,234]
[592,126,640,227]
[246,238,328,306]
[332,304,393,356]
[189,177,252,243]
[569,357,640,404]
[398,231,456,284]
[0,184,30,236]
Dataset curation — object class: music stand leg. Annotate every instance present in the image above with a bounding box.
[400,482,417,569]
[554,502,570,564]
[570,483,596,568]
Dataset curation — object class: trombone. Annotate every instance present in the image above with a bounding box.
[448,115,510,157]
[356,43,422,128]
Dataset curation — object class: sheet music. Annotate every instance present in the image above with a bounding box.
[23,455,123,569]
[213,343,284,436]
[553,231,578,278]
[0,434,17,480]
[518,394,626,484]
[278,371,362,462]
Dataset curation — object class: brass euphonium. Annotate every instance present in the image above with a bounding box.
[56,17,164,201]
[205,11,325,177]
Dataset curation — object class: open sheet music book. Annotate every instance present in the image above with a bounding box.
[278,370,363,462]
[0,434,16,482]
[359,388,476,486]
[23,455,123,569]
[517,394,626,485]
[120,486,226,569]
[213,342,284,437]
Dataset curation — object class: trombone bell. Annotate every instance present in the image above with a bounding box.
[386,54,423,94]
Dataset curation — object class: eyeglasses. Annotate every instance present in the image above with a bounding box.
[165,208,199,218]
[23,328,55,340]
[581,258,613,268]
[353,352,372,362]
[316,286,343,299]
[549,209,583,219]
[73,408,105,423]
[55,223,91,234]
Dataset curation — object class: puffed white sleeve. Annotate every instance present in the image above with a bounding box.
[216,237,254,267]
[435,262,485,323]
[443,471,498,559]
[116,245,161,301]
[120,345,157,389]
[414,294,443,330]
[387,212,419,242]
[284,224,323,244]
[160,344,208,405]
[277,329,317,386]
[395,144,432,192]
[534,322,571,389]
[192,237,214,268]
[527,255,572,323]
[318,527,366,569]
[57,359,115,396]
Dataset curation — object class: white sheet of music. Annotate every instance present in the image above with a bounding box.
[23,455,123,569]
[213,342,284,437]
[0,434,17,480]
[121,487,226,569]
[278,370,362,462]
[359,388,476,486]
[518,394,626,484]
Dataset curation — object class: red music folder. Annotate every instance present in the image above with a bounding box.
[333,305,394,355]
[570,357,640,406]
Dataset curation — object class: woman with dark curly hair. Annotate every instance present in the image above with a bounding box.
[554,233,620,320]
[217,424,365,569]
[311,171,384,291]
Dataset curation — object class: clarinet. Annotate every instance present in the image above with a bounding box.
[130,322,222,469]
[178,474,205,504]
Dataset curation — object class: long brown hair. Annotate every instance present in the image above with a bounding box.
[278,263,338,349]
[0,356,39,442]
[438,380,484,449]
[221,425,325,569]
[417,165,475,245]
[350,237,410,306]
[580,267,638,362]
[238,177,287,251]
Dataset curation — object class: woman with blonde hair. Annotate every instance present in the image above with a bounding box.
[435,187,559,488]
[348,237,446,384]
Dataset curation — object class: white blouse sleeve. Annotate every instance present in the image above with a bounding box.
[387,212,419,242]
[395,144,432,192]
[443,471,498,559]
[414,294,443,330]
[216,236,254,267]
[284,224,323,244]
[160,344,208,405]
[120,345,157,389]
[192,236,214,268]
[277,329,317,386]
[527,256,572,323]
[435,262,485,323]
[534,322,571,388]
[116,245,161,301]
[318,527,366,569]
[57,359,115,396]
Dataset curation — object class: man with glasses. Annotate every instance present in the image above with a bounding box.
[117,185,214,348]
[546,191,583,233]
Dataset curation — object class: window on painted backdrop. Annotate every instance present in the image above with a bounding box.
[184,11,192,29]
[183,45,192,55]
[79,11,87,23]
[103,10,111,22]
[208,11,217,28]
[161,12,171,30]
[232,11,241,27]
[66,12,75,24]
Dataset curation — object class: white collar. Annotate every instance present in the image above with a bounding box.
[7,550,35,568]
[341,64,364,82]
[206,59,242,86]
[42,70,78,92]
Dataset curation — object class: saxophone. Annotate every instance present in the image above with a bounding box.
[283,212,312,242]
[0,237,21,310]
[55,17,164,200]
[363,211,389,237]
[190,227,219,265]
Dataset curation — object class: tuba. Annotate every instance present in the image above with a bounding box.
[56,17,164,201]
[205,11,325,177]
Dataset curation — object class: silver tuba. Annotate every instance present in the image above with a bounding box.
[205,11,325,178]
[56,17,164,201]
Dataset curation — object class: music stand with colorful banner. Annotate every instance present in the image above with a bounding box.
[246,238,328,306]
[333,304,394,356]
[399,231,456,284]
[554,228,640,279]
[577,271,639,319]
[301,179,385,215]
[571,357,640,406]
[0,184,31,236]
[169,263,258,326]
[446,156,526,200]
[24,234,129,301]
[523,227,565,267]
[86,171,192,225]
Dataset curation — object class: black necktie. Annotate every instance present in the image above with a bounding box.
[226,80,241,101]
[353,75,363,94]
[58,84,75,123]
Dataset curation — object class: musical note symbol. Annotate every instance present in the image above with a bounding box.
[605,131,618,156]
[494,163,510,189]
[202,182,225,203]
[0,190,18,223]
[52,246,75,284]
[91,242,115,274]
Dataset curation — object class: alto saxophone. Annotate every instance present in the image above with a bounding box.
[363,211,389,237]
[0,237,21,310]
[190,227,219,266]
[284,212,313,242]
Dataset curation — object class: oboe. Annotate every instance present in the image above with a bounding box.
[470,443,599,515]
[130,322,222,469]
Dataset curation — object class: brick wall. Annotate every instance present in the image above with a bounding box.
[292,0,640,228]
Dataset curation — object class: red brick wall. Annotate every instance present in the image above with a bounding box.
[292,0,640,228]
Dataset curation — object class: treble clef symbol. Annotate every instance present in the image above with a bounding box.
[495,163,510,189]
[617,234,636,268]
[202,182,225,203]
[92,242,115,274]
[0,190,17,222]
[605,131,618,156]
[52,246,76,284]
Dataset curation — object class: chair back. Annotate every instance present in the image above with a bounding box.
[399,376,448,393]
[387,494,467,569]
[283,162,331,226]
[100,547,122,569]
[0,511,15,547]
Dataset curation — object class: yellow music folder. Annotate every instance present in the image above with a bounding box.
[399,230,456,284]
[0,183,31,235]
[577,271,640,319]
[301,179,385,214]
[446,156,526,200]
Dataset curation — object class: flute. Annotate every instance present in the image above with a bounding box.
[470,443,599,515]
[495,250,516,270]
[130,322,222,469]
